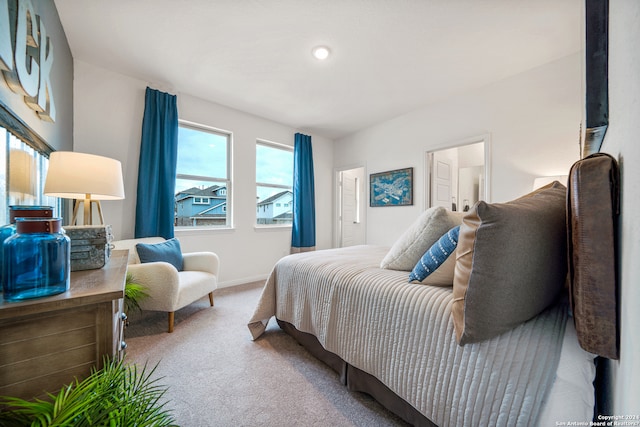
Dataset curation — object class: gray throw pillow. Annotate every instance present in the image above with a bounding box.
[452,181,567,345]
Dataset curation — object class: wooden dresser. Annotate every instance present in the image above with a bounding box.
[0,250,128,400]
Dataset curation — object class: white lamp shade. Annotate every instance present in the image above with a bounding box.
[44,151,125,200]
[533,175,569,191]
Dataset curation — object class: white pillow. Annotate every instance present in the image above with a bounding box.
[380,206,464,271]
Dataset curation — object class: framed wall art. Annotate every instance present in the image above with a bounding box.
[370,167,413,207]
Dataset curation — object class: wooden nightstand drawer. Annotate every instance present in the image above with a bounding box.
[0,251,128,400]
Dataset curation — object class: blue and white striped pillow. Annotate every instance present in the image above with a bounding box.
[409,225,460,283]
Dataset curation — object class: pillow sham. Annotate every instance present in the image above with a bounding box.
[136,238,184,271]
[409,225,460,285]
[380,206,463,271]
[452,181,567,345]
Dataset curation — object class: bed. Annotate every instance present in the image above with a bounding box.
[248,181,605,426]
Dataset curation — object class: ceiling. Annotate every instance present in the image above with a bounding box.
[54,0,583,140]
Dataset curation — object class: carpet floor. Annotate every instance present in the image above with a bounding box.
[124,281,410,427]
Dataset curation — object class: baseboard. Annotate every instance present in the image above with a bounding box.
[217,274,269,289]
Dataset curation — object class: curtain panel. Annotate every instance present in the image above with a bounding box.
[134,87,178,239]
[291,133,316,253]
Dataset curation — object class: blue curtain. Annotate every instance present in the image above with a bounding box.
[134,87,178,239]
[291,133,316,253]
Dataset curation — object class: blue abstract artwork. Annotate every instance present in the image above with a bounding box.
[370,167,413,207]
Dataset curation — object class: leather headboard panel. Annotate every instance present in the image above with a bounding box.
[567,153,620,360]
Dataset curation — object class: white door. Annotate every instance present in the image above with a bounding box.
[430,152,453,210]
[338,168,365,247]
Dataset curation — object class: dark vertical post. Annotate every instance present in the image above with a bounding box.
[583,0,609,157]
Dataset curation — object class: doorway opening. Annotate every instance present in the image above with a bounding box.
[425,134,491,211]
[336,167,366,247]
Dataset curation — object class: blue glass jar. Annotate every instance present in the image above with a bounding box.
[0,206,54,292]
[2,217,70,301]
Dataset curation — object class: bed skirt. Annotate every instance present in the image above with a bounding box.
[277,319,437,427]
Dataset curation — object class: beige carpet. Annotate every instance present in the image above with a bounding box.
[124,281,410,427]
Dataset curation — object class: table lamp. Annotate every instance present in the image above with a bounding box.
[44,151,125,225]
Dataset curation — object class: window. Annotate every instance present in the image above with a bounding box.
[193,197,210,205]
[175,122,231,228]
[256,140,293,225]
[0,127,62,224]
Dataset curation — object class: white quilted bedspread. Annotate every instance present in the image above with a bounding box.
[248,245,568,427]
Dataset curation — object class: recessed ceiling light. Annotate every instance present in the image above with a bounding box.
[312,46,331,60]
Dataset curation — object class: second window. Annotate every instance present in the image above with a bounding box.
[256,140,293,226]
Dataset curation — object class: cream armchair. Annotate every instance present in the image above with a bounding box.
[111,237,220,333]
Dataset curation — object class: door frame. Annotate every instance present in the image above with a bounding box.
[334,164,366,248]
[424,133,492,211]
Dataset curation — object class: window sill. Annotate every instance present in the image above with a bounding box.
[175,226,236,236]
[254,225,292,232]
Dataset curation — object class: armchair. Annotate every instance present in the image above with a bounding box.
[111,237,220,332]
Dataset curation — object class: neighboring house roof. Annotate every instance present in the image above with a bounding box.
[178,185,221,196]
[273,211,292,220]
[176,185,225,202]
[190,202,226,218]
[257,190,292,207]
[197,202,226,213]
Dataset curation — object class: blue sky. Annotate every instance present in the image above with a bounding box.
[256,143,293,201]
[176,126,292,202]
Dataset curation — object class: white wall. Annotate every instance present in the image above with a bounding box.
[72,60,333,287]
[335,53,582,246]
[601,0,640,415]
[0,0,73,152]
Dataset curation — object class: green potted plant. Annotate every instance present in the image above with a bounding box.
[124,272,149,316]
[0,358,176,426]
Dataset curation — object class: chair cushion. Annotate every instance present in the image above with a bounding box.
[136,238,184,271]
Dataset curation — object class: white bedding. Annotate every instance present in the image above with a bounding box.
[248,245,596,426]
[539,320,597,425]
